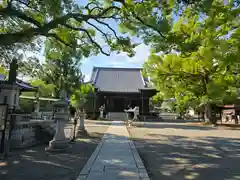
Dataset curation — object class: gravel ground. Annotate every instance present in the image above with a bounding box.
[128,122,240,180]
[0,120,110,180]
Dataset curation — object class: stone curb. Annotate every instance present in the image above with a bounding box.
[76,125,111,180]
[129,138,150,180]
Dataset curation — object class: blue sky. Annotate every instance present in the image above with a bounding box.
[81,43,150,81]
[76,0,150,81]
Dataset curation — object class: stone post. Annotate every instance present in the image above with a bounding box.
[100,110,104,119]
[33,99,41,119]
[34,101,40,112]
[76,109,87,135]
[45,98,71,152]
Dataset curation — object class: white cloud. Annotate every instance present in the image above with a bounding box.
[107,43,150,67]
[126,44,150,63]
[84,73,91,82]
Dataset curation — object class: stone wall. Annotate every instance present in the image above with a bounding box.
[1,119,74,150]
[11,120,55,148]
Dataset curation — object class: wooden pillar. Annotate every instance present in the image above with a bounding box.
[141,93,144,116]
[124,97,127,110]
[93,95,96,117]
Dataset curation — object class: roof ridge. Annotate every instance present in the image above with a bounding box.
[93,66,142,70]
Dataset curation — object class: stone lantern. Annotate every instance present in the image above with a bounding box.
[2,58,21,110]
[74,96,87,136]
[45,97,71,152]
[5,84,20,110]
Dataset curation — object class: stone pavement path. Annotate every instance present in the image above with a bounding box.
[77,121,149,180]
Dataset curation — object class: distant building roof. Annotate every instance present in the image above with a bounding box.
[0,74,5,81]
[0,73,37,91]
[16,79,38,91]
[90,67,150,93]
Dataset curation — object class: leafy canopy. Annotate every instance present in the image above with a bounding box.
[0,0,139,57]
[21,79,55,98]
[139,0,240,111]
[70,83,95,109]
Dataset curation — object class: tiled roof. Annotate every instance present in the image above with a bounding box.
[16,79,38,91]
[0,73,37,91]
[90,67,149,93]
[0,74,5,80]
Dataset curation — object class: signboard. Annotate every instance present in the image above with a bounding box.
[0,104,7,130]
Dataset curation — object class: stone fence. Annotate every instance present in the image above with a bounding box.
[16,112,53,121]
[1,119,74,150]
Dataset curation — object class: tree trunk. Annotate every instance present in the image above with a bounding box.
[204,103,213,123]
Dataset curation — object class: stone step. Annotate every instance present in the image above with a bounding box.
[108,112,126,121]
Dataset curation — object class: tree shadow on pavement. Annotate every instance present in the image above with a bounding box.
[134,123,214,131]
[0,125,108,180]
[131,134,240,180]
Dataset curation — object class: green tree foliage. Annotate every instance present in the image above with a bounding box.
[0,0,137,57]
[149,93,163,110]
[70,83,95,109]
[42,39,85,97]
[20,79,55,112]
[124,0,240,122]
[0,66,7,76]
[119,0,240,53]
[18,39,85,98]
[21,79,55,98]
[0,40,42,67]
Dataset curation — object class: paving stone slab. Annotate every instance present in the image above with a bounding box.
[77,121,150,180]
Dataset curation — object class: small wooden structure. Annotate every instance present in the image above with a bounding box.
[220,104,240,124]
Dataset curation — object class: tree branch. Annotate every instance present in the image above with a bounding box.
[0,4,120,56]
[86,21,111,42]
[95,19,120,40]
[45,33,72,47]
[63,23,110,56]
[16,0,43,13]
[85,1,104,14]
[115,0,166,39]
[0,6,42,27]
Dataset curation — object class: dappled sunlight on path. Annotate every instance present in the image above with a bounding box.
[128,122,240,180]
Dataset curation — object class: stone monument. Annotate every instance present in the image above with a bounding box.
[99,105,104,119]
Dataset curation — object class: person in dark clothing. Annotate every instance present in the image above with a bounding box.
[127,104,132,109]
[103,104,108,118]
[69,105,76,118]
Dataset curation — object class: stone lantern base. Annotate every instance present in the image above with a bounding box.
[45,139,71,152]
[76,129,88,136]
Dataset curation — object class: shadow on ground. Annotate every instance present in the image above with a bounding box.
[135,122,214,131]
[0,123,109,180]
[128,123,240,180]
[1,121,239,180]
